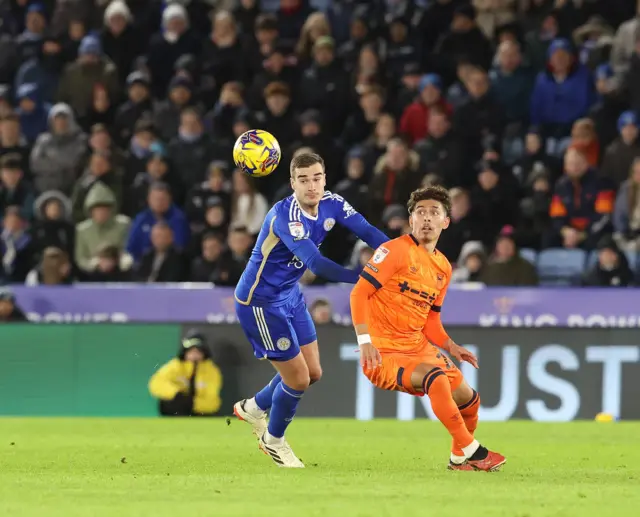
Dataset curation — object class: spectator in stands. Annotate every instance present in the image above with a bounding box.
[125,119,158,186]
[14,33,63,105]
[185,161,231,226]
[154,76,197,143]
[480,225,539,286]
[134,221,185,283]
[126,182,189,263]
[380,204,409,240]
[333,148,369,215]
[247,42,295,111]
[128,143,185,216]
[0,113,30,175]
[81,244,130,283]
[530,38,596,149]
[17,3,47,64]
[524,9,559,72]
[361,112,396,177]
[437,187,485,262]
[351,44,385,101]
[277,0,314,48]
[296,12,331,67]
[1,207,34,283]
[149,330,222,417]
[30,102,87,195]
[414,106,464,188]
[87,123,126,178]
[309,298,333,324]
[298,36,350,135]
[451,241,487,283]
[546,148,615,249]
[213,225,251,286]
[453,66,505,164]
[146,3,201,99]
[207,81,247,142]
[601,111,640,189]
[400,73,449,145]
[0,154,34,221]
[582,235,634,287]
[114,72,153,148]
[369,137,420,226]
[490,40,534,127]
[474,0,516,40]
[336,6,370,74]
[434,4,493,83]
[56,34,119,121]
[75,183,130,273]
[610,2,640,81]
[16,83,49,144]
[0,288,28,322]
[613,157,640,252]
[31,190,74,259]
[80,83,116,133]
[516,165,552,250]
[591,63,626,150]
[568,118,600,167]
[168,108,216,189]
[511,127,562,185]
[254,81,299,153]
[385,15,419,81]
[25,246,73,286]
[340,85,384,149]
[71,152,122,222]
[101,0,144,88]
[393,62,421,119]
[202,10,248,92]
[189,232,224,283]
[61,16,88,64]
[245,14,280,81]
[189,198,229,258]
[230,169,268,236]
[446,59,473,110]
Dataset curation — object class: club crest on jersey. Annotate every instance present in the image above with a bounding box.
[277,337,291,351]
[288,221,305,239]
[323,218,335,231]
[436,273,445,289]
[372,247,389,264]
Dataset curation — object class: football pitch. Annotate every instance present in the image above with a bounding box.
[0,418,638,517]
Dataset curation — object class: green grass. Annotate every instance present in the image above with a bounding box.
[0,419,638,517]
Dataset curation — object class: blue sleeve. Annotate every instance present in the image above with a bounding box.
[273,215,360,284]
[529,75,544,126]
[126,216,143,261]
[171,212,191,249]
[333,199,388,249]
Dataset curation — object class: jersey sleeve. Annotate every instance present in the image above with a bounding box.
[430,277,449,313]
[272,213,360,284]
[358,241,403,290]
[330,195,389,250]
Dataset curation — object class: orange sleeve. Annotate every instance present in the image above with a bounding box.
[350,242,403,326]
[595,189,614,214]
[549,195,568,218]
[423,278,451,347]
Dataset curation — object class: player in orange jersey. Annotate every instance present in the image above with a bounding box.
[350,186,506,472]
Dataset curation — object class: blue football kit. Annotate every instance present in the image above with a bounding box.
[234,191,388,361]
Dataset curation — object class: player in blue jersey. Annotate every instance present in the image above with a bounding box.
[233,152,388,467]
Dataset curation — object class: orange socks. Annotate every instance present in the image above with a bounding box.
[451,390,480,459]
[422,369,475,452]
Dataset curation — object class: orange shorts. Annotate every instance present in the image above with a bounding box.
[363,337,463,396]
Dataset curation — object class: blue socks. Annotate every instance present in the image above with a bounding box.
[254,373,281,411]
[268,382,304,438]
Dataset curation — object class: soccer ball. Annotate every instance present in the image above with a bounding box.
[233,129,281,177]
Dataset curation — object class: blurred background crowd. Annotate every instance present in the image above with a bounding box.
[0,0,639,289]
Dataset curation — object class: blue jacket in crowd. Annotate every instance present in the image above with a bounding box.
[126,205,190,262]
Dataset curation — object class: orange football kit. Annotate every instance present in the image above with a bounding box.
[350,234,482,462]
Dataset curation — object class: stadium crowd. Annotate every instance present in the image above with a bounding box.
[0,0,639,288]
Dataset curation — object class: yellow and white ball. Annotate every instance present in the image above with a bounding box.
[233,129,281,177]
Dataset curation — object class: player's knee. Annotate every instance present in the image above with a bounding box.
[308,366,322,385]
[284,371,311,391]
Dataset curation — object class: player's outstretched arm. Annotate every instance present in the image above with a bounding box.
[273,217,360,284]
[334,199,389,250]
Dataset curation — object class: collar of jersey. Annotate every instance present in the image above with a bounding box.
[293,196,318,221]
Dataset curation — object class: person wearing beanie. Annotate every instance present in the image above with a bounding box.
[146,3,201,98]
[600,111,640,189]
[0,288,28,323]
[15,82,50,144]
[399,73,452,144]
[149,330,223,417]
[480,225,538,286]
[451,240,487,283]
[582,235,634,287]
[56,34,119,120]
[101,0,144,86]
[16,3,48,64]
[529,38,596,149]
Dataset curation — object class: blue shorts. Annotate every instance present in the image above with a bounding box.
[235,291,317,361]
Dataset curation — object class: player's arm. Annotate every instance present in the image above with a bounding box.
[273,217,360,284]
[334,198,389,250]
[350,244,401,369]
[423,281,478,368]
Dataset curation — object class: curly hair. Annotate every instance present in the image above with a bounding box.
[407,185,452,217]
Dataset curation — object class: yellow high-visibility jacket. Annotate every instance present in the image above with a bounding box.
[149,358,222,415]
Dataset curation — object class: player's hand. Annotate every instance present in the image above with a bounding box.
[359,342,382,370]
[448,342,479,369]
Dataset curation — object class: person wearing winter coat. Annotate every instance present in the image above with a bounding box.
[30,190,75,259]
[600,111,640,189]
[29,102,87,195]
[582,235,635,287]
[613,157,640,253]
[451,241,487,283]
[480,226,538,286]
[15,82,49,144]
[149,330,223,417]
[75,182,130,273]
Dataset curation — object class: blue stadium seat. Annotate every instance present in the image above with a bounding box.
[519,248,538,265]
[537,249,587,285]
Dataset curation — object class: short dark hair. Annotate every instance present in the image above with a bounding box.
[407,185,452,217]
[290,152,325,177]
[0,154,23,170]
